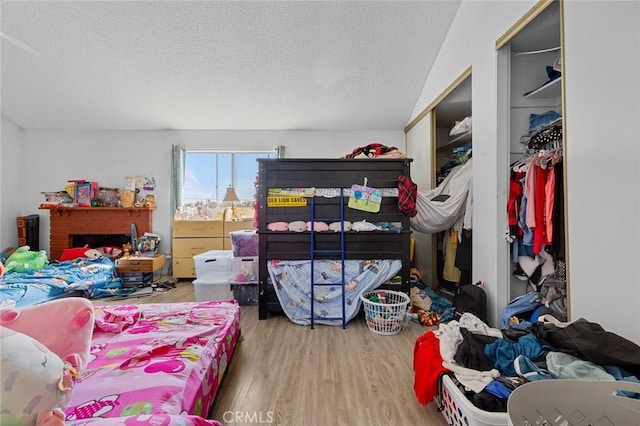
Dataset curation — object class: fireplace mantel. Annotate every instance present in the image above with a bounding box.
[40,207,153,260]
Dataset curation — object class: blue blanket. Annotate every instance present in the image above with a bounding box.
[267,259,401,326]
[0,257,124,308]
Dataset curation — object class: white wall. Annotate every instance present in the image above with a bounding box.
[409,0,534,328]
[409,1,640,343]
[562,0,640,344]
[0,117,25,250]
[17,129,403,256]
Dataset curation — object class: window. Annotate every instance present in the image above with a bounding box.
[180,150,275,219]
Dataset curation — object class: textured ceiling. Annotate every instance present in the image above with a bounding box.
[1,1,461,131]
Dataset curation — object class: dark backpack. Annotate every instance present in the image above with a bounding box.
[452,281,487,322]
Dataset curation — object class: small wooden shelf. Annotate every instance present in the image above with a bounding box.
[39,206,154,211]
[523,77,562,99]
[437,130,472,150]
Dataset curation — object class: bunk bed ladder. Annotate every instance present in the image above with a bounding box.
[310,189,347,329]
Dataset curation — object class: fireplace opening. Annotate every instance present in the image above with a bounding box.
[72,234,131,249]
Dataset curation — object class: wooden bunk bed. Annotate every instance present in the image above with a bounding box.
[257,158,413,321]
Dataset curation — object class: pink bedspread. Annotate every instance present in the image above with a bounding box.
[65,300,241,425]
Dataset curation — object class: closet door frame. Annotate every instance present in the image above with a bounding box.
[405,112,434,285]
[495,0,570,318]
[405,66,472,288]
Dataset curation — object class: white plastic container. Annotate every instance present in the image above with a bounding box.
[230,256,258,283]
[193,250,234,282]
[507,380,640,426]
[193,278,233,302]
[230,282,258,305]
[229,230,258,257]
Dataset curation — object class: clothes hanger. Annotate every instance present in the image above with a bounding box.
[511,159,525,172]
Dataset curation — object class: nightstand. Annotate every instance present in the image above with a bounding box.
[116,254,166,286]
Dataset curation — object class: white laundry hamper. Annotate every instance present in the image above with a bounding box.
[436,375,508,426]
[360,290,410,335]
[507,379,640,426]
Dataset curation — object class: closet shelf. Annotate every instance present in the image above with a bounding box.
[437,130,472,150]
[523,77,562,99]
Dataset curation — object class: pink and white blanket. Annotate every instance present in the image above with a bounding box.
[65,300,241,426]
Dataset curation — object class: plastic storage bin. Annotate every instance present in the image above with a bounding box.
[193,278,233,302]
[193,250,234,281]
[231,282,258,305]
[229,230,259,257]
[436,375,508,426]
[230,256,258,283]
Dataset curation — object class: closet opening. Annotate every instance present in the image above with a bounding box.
[431,73,473,296]
[404,68,472,298]
[496,0,568,319]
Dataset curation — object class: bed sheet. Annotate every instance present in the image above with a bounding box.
[268,259,401,326]
[65,300,241,425]
[0,257,124,309]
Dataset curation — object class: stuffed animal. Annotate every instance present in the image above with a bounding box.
[329,221,352,232]
[267,222,289,231]
[288,221,306,232]
[306,221,329,232]
[410,286,432,312]
[0,297,94,373]
[4,245,48,273]
[58,247,102,262]
[352,220,380,232]
[0,326,76,426]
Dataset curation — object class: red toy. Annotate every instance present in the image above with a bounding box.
[59,247,102,262]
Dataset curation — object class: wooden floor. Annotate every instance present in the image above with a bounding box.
[94,281,448,425]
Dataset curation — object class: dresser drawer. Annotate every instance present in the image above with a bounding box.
[223,220,255,234]
[173,237,223,257]
[116,254,166,273]
[172,257,196,278]
[173,220,223,237]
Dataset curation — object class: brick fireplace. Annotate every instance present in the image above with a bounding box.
[41,207,153,260]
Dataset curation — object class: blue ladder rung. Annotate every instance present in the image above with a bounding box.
[310,191,346,330]
[312,249,342,254]
[312,316,345,321]
[313,217,343,223]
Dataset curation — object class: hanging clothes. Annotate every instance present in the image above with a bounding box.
[532,164,549,254]
[544,164,556,244]
[443,229,462,283]
[551,160,565,260]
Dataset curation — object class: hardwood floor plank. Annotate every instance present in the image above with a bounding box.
[93,280,449,425]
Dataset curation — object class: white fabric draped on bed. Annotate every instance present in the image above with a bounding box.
[267,259,401,326]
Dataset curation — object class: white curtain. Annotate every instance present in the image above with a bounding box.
[170,144,185,229]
